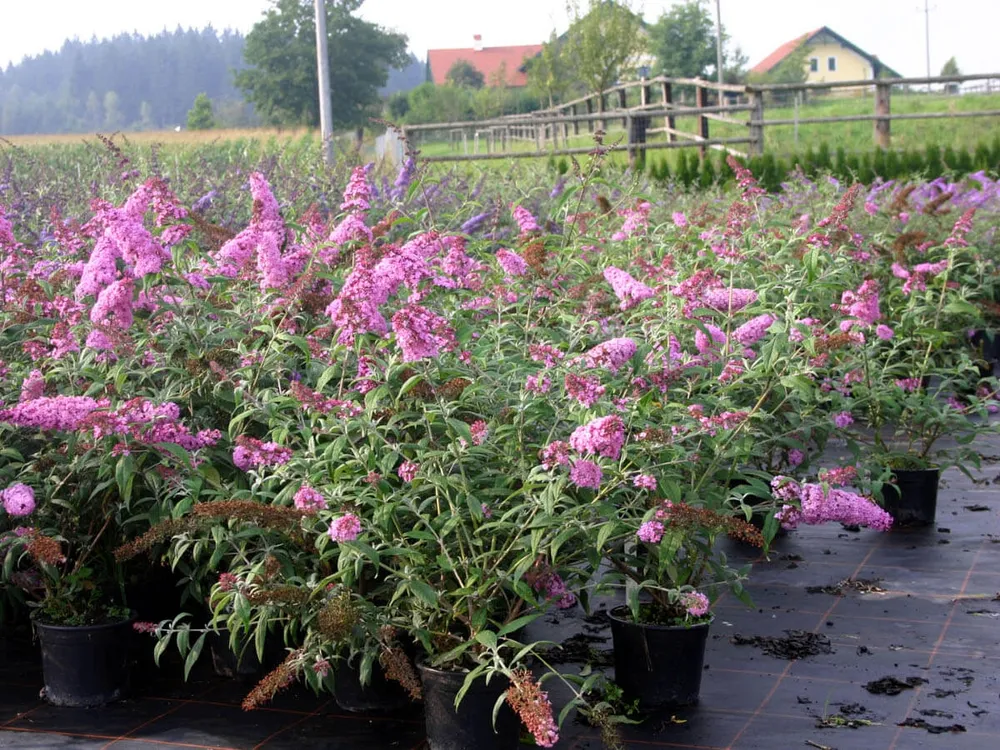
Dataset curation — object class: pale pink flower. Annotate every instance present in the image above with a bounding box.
[328,513,362,542]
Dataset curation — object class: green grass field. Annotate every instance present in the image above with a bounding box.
[3,90,997,179]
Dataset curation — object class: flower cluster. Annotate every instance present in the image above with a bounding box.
[232,436,293,471]
[772,477,893,531]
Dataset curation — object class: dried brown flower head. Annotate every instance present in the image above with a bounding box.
[379,646,422,701]
[888,184,916,214]
[316,590,359,640]
[26,533,66,566]
[114,518,202,562]
[188,211,236,251]
[663,503,765,548]
[241,650,303,710]
[522,240,548,276]
[436,377,471,400]
[245,585,308,607]
[891,231,929,261]
[190,501,303,531]
[922,191,953,216]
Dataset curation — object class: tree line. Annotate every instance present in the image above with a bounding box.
[0,0,420,136]
[0,27,251,134]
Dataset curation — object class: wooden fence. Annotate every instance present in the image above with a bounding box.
[400,72,1000,165]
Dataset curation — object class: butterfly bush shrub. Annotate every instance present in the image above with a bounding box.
[3,144,1000,739]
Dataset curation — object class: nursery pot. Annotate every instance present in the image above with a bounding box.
[209,628,265,678]
[880,468,940,527]
[418,662,519,750]
[34,616,134,707]
[608,606,711,709]
[970,330,1000,366]
[334,657,410,714]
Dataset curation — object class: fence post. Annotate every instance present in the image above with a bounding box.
[793,92,800,150]
[598,94,607,133]
[695,80,709,162]
[572,103,579,135]
[748,89,764,156]
[662,80,676,142]
[874,81,891,150]
[586,98,594,133]
[627,112,649,172]
[627,113,635,170]
[618,87,628,127]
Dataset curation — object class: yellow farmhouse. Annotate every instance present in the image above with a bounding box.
[751,26,901,83]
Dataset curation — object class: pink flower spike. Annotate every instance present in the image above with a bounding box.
[875,324,894,340]
[1,484,35,517]
[833,411,854,429]
[680,591,710,618]
[569,415,626,460]
[328,513,362,542]
[293,486,327,514]
[398,461,420,482]
[637,520,665,544]
[570,460,603,489]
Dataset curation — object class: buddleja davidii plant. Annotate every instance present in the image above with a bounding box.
[828,225,997,475]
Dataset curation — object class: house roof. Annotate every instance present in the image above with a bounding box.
[427,45,544,87]
[750,26,902,77]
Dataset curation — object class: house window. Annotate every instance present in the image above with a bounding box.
[828,57,837,72]
[809,57,819,72]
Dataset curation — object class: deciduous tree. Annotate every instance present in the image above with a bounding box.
[649,0,718,79]
[445,60,485,89]
[564,0,647,104]
[525,31,572,108]
[235,0,407,128]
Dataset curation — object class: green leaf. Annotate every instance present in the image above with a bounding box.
[316,365,340,393]
[153,632,171,666]
[183,633,207,680]
[944,300,979,316]
[455,665,486,709]
[474,630,497,650]
[409,580,438,606]
[498,613,541,637]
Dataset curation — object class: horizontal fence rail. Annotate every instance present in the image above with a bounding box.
[395,72,1000,165]
[418,137,753,163]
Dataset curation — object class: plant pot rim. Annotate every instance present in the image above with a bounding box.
[416,658,494,677]
[608,605,713,631]
[33,612,135,632]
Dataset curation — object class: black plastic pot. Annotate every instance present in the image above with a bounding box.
[35,616,133,707]
[970,330,1000,367]
[609,606,711,709]
[728,480,788,540]
[334,656,410,713]
[209,629,264,678]
[418,662,519,750]
[880,468,940,527]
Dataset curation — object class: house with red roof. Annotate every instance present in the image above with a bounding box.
[427,35,544,88]
[751,27,901,83]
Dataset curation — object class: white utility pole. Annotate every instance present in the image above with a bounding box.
[924,0,931,91]
[314,0,334,165]
[715,0,724,92]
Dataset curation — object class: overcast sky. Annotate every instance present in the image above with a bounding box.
[1,0,996,79]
